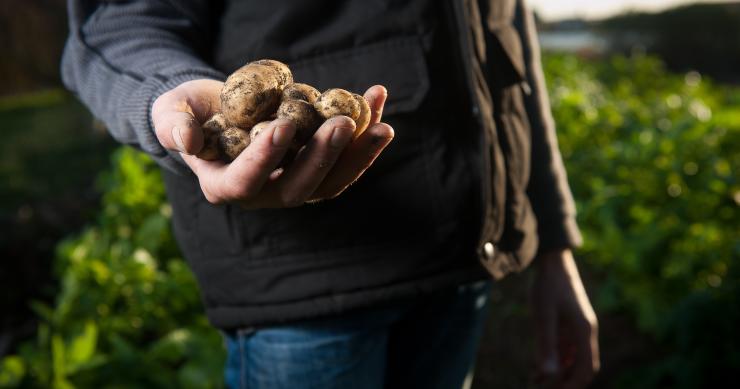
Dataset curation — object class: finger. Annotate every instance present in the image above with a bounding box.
[181,152,227,178]
[180,152,230,203]
[271,116,356,207]
[311,122,394,200]
[186,120,295,204]
[153,101,204,154]
[363,85,388,125]
[534,303,560,382]
[561,320,599,389]
[221,119,296,202]
[152,80,222,154]
[177,79,222,122]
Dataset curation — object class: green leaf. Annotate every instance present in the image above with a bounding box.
[51,335,66,381]
[108,334,136,362]
[53,377,75,389]
[134,214,169,253]
[148,329,191,364]
[66,355,107,375]
[67,321,98,373]
[29,300,55,323]
[0,356,26,387]
[178,362,212,389]
[55,271,80,324]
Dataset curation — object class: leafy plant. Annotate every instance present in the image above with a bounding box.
[1,148,224,388]
[546,53,739,388]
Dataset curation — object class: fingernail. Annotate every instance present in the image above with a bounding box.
[172,126,185,152]
[272,126,294,147]
[374,126,395,144]
[331,126,354,147]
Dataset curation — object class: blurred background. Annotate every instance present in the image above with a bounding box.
[0,0,738,388]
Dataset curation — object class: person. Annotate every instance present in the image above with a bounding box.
[61,0,599,388]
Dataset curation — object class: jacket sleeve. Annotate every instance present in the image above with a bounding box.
[514,0,583,252]
[61,0,226,174]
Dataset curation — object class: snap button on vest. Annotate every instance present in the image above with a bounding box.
[483,241,496,260]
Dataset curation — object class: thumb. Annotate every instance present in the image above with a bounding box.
[152,79,222,155]
[152,95,204,155]
[363,85,387,125]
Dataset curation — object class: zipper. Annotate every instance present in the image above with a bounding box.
[447,0,496,257]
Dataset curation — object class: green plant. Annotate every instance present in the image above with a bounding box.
[1,148,224,388]
[545,53,739,388]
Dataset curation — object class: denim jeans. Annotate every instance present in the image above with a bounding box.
[222,280,493,389]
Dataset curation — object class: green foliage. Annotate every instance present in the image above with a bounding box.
[1,148,224,388]
[545,53,739,387]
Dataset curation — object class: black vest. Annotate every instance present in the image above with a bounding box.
[163,0,519,330]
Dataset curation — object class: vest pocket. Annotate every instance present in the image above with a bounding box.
[289,36,431,115]
[194,202,248,259]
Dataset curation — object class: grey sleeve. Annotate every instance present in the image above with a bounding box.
[514,0,583,251]
[61,0,226,174]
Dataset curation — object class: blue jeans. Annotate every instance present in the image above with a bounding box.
[223,280,492,389]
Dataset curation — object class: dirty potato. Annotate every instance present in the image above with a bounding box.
[252,59,293,87]
[352,93,371,139]
[218,127,251,162]
[220,60,293,129]
[217,59,376,165]
[249,121,272,144]
[282,83,321,104]
[277,99,322,144]
[197,113,227,160]
[314,88,361,122]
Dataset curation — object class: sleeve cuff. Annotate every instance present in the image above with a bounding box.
[536,216,583,254]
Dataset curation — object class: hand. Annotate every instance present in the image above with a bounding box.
[152,79,394,208]
[532,249,600,389]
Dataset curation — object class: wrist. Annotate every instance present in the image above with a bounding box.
[537,247,568,264]
[536,248,579,278]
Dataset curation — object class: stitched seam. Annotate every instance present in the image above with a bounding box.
[289,36,419,69]
[238,331,246,389]
[196,238,410,268]
[206,264,486,311]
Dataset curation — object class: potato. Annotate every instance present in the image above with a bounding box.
[314,88,361,122]
[218,127,251,162]
[282,83,321,104]
[352,93,371,139]
[197,113,227,160]
[217,59,376,165]
[249,121,272,144]
[252,59,293,87]
[220,59,293,129]
[250,121,302,168]
[277,99,322,143]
